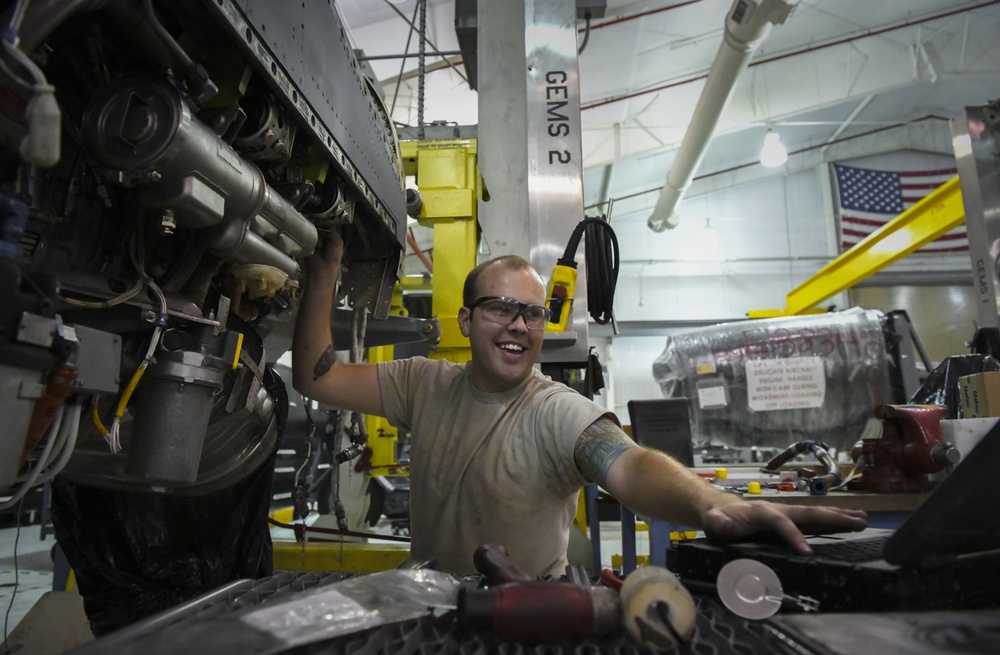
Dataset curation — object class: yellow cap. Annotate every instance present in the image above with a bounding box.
[747,481,762,494]
[715,468,728,480]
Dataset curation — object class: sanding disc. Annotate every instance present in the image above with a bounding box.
[716,559,784,620]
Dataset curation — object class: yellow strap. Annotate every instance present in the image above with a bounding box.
[232,331,244,370]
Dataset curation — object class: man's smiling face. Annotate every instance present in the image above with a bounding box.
[458,263,546,393]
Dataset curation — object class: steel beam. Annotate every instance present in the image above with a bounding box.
[478,0,591,364]
[777,176,965,316]
[953,104,1000,329]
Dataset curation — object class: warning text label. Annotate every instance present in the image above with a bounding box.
[746,357,826,411]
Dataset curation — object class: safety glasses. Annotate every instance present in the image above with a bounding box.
[468,296,552,331]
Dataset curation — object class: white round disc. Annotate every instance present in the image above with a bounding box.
[716,559,784,620]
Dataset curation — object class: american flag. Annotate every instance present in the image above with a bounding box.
[832,164,967,253]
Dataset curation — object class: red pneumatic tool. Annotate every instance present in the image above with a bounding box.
[458,544,620,642]
[458,544,696,651]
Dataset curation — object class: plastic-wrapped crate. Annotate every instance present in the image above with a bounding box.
[652,308,892,452]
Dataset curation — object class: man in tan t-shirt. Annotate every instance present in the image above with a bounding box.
[292,233,868,576]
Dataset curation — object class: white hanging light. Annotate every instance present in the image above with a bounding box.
[698,217,721,260]
[760,129,788,168]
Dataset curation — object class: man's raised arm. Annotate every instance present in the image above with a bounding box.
[291,232,385,416]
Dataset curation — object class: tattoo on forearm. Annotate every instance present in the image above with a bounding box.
[312,345,336,380]
[574,416,637,486]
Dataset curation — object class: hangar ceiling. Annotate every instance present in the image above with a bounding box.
[339,0,1000,223]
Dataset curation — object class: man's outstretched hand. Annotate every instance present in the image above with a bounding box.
[702,501,868,555]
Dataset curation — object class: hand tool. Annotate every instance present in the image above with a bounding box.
[459,544,620,642]
[459,544,697,651]
[619,565,697,651]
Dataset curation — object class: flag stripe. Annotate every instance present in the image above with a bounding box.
[902,183,947,191]
[898,168,958,176]
[842,216,888,228]
[833,163,966,254]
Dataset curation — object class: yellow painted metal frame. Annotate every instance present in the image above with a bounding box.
[272,541,410,573]
[360,140,482,472]
[400,138,480,363]
[749,176,965,318]
[270,506,296,524]
[366,285,407,474]
[366,343,405,475]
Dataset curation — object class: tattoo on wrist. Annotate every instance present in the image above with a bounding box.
[312,345,336,380]
[574,416,637,486]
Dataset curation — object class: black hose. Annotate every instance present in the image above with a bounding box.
[572,216,619,325]
[578,13,592,54]
[763,439,841,493]
[971,326,1000,359]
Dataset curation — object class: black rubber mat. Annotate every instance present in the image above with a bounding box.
[68,570,796,655]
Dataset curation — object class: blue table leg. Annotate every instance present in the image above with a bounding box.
[649,520,673,568]
[620,505,637,575]
[585,483,602,575]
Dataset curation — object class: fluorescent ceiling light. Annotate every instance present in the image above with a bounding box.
[760,129,788,168]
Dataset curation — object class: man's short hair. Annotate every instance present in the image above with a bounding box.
[462,255,537,308]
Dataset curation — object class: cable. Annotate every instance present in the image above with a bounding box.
[971,326,1000,359]
[558,216,619,325]
[293,401,317,520]
[330,407,348,531]
[763,440,842,495]
[0,406,63,511]
[106,325,161,453]
[91,396,109,436]
[388,0,420,118]
[61,276,143,308]
[583,217,619,325]
[2,495,25,653]
[417,0,426,139]
[578,12,592,54]
[62,232,145,308]
[3,0,30,44]
[336,308,369,464]
[30,403,81,486]
[17,401,70,477]
[9,403,83,500]
[105,240,169,452]
[379,0,468,84]
[0,40,44,87]
[407,228,433,273]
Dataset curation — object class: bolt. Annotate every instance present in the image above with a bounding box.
[142,310,157,323]
[160,209,176,235]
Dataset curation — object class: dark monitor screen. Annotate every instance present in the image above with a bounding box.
[626,398,695,467]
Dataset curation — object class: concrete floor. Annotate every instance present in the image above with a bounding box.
[1,519,650,653]
[0,521,72,654]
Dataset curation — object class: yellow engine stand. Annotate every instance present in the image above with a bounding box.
[400,138,481,364]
